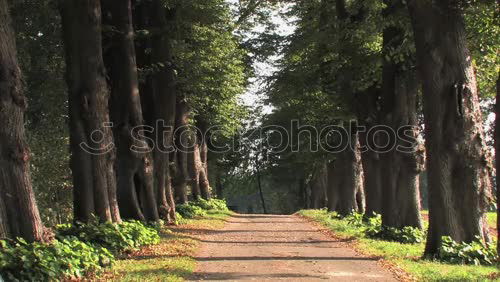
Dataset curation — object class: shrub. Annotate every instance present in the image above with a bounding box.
[344,212,365,227]
[438,236,498,265]
[366,225,425,244]
[0,237,113,281]
[56,220,160,254]
[176,204,207,219]
[192,198,229,211]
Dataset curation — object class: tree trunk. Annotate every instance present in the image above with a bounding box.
[327,130,364,216]
[407,0,492,256]
[102,0,159,222]
[256,162,267,214]
[133,0,177,222]
[61,0,119,223]
[379,2,423,229]
[310,163,328,209]
[360,148,382,216]
[197,119,211,199]
[0,0,45,241]
[150,0,177,221]
[355,88,383,217]
[495,72,500,254]
[215,164,223,199]
[380,71,424,229]
[188,141,202,199]
[172,98,189,204]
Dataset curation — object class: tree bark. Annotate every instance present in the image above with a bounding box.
[407,0,493,255]
[309,163,328,209]
[256,161,267,214]
[188,140,202,200]
[327,130,364,216]
[379,1,423,229]
[133,0,177,222]
[0,0,45,241]
[380,71,424,229]
[495,72,500,254]
[172,98,189,204]
[360,148,382,216]
[102,0,158,222]
[215,164,223,199]
[197,118,211,200]
[61,0,119,223]
[356,88,382,217]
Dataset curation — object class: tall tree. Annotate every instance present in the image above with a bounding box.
[60,0,120,223]
[327,129,364,215]
[379,0,423,229]
[407,0,492,255]
[196,117,211,199]
[134,0,177,221]
[173,98,189,204]
[102,0,158,222]
[0,0,45,241]
[495,72,500,255]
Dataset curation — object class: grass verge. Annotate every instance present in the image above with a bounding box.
[104,210,232,281]
[299,209,499,281]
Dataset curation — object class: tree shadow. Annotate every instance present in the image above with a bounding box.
[195,256,380,261]
[191,271,329,280]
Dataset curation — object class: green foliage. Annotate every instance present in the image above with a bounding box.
[366,225,425,244]
[56,220,160,254]
[0,237,113,281]
[438,236,498,266]
[192,198,229,211]
[176,198,229,219]
[176,204,207,219]
[300,210,499,281]
[326,211,423,244]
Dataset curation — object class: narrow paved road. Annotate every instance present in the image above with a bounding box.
[190,214,397,281]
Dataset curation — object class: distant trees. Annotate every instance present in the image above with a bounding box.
[262,0,497,257]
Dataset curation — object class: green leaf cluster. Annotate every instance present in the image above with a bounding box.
[0,237,113,281]
[438,236,498,266]
[55,220,160,254]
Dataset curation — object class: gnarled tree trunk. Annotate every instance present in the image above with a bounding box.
[133,0,177,222]
[380,72,424,229]
[197,118,211,200]
[327,131,364,216]
[495,72,500,254]
[356,88,383,217]
[407,0,492,256]
[188,139,202,200]
[0,0,45,241]
[102,0,157,222]
[61,0,120,223]
[309,163,328,209]
[379,1,423,229]
[172,98,189,204]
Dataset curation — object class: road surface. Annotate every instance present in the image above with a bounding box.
[190,214,398,281]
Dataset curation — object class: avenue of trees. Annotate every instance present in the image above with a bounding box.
[0,0,250,239]
[0,0,499,261]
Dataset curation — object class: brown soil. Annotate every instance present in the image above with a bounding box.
[189,214,398,281]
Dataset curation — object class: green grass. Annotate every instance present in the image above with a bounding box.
[299,209,499,281]
[106,210,232,281]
